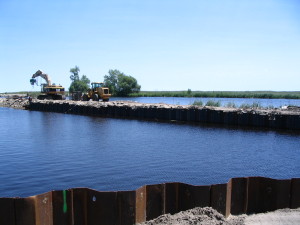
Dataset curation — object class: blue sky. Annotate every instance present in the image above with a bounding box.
[1,0,299,92]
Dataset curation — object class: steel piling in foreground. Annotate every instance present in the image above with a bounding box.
[0,177,299,225]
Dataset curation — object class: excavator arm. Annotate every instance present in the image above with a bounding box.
[30,70,52,86]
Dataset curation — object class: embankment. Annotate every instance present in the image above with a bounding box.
[24,99,300,130]
[0,177,299,225]
[0,96,29,109]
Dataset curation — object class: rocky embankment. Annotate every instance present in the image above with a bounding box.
[0,96,30,109]
[1,97,300,130]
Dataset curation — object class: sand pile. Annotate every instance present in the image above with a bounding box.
[137,207,300,225]
[136,207,244,225]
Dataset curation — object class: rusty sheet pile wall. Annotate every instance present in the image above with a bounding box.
[1,177,300,225]
[28,100,300,130]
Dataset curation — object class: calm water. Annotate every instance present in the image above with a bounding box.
[3,95,300,107]
[1,107,300,197]
[110,96,300,107]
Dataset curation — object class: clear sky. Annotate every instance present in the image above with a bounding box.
[1,0,299,92]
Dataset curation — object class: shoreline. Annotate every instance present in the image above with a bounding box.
[1,97,300,130]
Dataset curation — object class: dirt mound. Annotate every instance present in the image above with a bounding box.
[136,207,245,225]
[137,207,300,225]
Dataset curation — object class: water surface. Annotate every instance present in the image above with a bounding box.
[0,107,300,197]
[110,96,300,107]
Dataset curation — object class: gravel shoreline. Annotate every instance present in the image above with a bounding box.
[1,97,300,113]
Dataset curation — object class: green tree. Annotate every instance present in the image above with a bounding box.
[103,69,118,94]
[104,69,141,96]
[69,66,90,92]
[81,75,90,85]
[70,66,80,82]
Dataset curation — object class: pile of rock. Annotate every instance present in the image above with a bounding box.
[0,97,29,109]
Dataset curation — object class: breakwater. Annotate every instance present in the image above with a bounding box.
[27,100,300,130]
[0,177,299,225]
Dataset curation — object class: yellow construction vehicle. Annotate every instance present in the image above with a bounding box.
[82,82,111,101]
[30,70,66,100]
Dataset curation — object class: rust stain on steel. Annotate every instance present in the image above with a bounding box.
[135,186,146,223]
[34,191,53,225]
[225,179,232,218]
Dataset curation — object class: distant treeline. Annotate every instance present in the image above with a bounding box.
[2,91,300,99]
[129,91,300,99]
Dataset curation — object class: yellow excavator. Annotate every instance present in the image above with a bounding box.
[30,70,66,100]
[82,82,111,101]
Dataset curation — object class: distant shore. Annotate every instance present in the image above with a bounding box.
[130,90,300,99]
[1,90,300,99]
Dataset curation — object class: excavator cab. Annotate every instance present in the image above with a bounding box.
[91,82,103,91]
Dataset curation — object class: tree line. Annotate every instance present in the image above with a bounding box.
[68,66,141,97]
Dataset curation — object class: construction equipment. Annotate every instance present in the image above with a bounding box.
[82,82,111,101]
[30,70,66,100]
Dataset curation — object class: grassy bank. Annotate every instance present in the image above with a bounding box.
[191,100,275,109]
[129,91,300,99]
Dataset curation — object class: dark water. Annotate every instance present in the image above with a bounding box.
[110,96,300,107]
[1,107,300,197]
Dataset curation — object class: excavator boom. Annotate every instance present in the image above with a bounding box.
[31,70,52,85]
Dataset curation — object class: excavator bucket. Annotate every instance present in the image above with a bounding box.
[30,78,36,85]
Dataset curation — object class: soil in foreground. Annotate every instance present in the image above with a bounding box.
[136,207,300,225]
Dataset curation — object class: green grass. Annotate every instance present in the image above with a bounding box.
[192,100,275,109]
[129,91,300,99]
[205,100,221,107]
[191,100,221,107]
[225,102,237,108]
[240,102,262,109]
[192,100,203,106]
